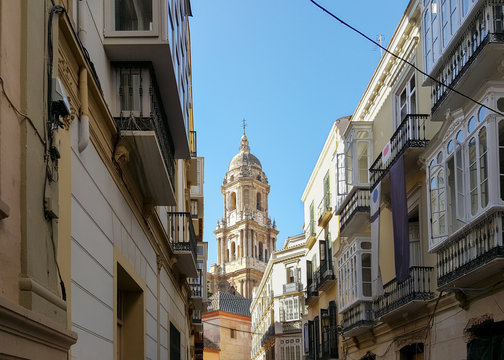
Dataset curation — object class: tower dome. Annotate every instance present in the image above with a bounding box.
[228,134,262,171]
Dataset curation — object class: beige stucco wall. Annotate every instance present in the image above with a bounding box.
[204,311,251,360]
[204,350,220,360]
[0,0,22,305]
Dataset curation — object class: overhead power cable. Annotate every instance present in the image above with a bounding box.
[308,0,504,118]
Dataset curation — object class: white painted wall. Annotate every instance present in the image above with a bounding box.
[70,121,189,359]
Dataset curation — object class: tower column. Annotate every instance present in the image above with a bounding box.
[240,230,244,258]
[217,238,221,265]
[245,228,249,258]
[221,237,226,264]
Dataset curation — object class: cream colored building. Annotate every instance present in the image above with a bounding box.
[208,132,278,298]
[250,234,307,360]
[0,1,79,358]
[0,0,205,359]
[332,0,504,359]
[301,119,346,360]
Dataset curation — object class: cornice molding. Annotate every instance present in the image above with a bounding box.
[0,297,77,352]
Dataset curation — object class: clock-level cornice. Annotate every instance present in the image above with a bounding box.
[214,219,280,236]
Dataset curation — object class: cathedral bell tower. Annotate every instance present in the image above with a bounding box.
[209,129,278,298]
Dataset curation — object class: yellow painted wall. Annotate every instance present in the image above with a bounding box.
[204,350,220,360]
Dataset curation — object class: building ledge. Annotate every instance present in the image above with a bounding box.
[0,297,77,353]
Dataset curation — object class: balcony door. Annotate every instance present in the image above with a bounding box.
[395,73,417,131]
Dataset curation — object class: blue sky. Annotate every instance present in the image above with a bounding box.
[189,0,409,269]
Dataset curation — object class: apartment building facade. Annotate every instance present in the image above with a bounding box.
[0,0,205,359]
[250,234,307,360]
[335,0,504,359]
[301,120,346,360]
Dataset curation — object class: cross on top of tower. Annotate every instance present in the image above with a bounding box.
[242,118,247,135]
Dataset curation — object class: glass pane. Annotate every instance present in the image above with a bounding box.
[478,106,486,122]
[120,70,141,111]
[115,0,153,31]
[361,253,371,267]
[358,142,369,184]
[346,147,352,185]
[447,140,454,153]
[468,116,476,133]
[479,127,488,208]
[362,282,372,297]
[457,130,464,142]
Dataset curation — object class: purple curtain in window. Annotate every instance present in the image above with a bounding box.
[390,154,409,283]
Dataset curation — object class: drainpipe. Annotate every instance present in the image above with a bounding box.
[78,0,87,46]
[78,67,89,152]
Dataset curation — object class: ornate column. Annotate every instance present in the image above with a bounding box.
[217,238,221,265]
[240,230,244,258]
[221,237,226,264]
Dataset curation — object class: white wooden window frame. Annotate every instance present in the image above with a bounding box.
[426,101,498,251]
[104,0,161,37]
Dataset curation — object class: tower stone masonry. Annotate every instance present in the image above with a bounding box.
[208,132,278,298]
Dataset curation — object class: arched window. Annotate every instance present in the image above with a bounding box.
[230,192,236,210]
[231,242,236,261]
[259,242,263,261]
[257,192,262,210]
[265,249,268,261]
[226,249,229,262]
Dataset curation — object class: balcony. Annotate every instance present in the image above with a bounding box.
[317,260,335,292]
[305,220,317,250]
[281,320,302,333]
[428,4,504,116]
[194,331,204,356]
[192,309,202,326]
[283,282,303,295]
[437,210,504,289]
[341,301,374,337]
[189,270,203,308]
[261,325,275,346]
[306,272,319,305]
[374,266,435,322]
[114,64,176,205]
[104,0,191,158]
[168,212,198,277]
[317,192,332,227]
[370,114,429,190]
[337,188,370,237]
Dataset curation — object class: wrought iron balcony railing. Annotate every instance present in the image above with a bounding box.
[317,192,332,226]
[374,266,434,319]
[370,114,428,190]
[437,210,504,287]
[192,310,202,325]
[283,282,303,295]
[305,220,316,240]
[189,270,202,298]
[339,188,370,233]
[114,64,176,188]
[341,301,374,334]
[430,4,504,113]
[282,320,302,333]
[306,272,320,302]
[167,212,197,260]
[190,130,197,158]
[317,260,335,291]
